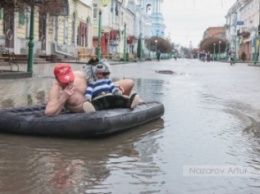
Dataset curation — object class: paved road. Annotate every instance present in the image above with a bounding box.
[0,59,260,194]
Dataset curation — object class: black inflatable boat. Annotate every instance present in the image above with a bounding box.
[0,101,164,138]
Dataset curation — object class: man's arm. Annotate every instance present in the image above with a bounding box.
[44,83,72,116]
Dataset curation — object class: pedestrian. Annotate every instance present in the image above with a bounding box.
[157,50,161,61]
[207,51,211,62]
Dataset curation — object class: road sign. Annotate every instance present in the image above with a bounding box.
[237,21,244,25]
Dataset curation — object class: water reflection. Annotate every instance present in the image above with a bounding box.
[1,98,15,108]
[0,78,53,108]
[0,119,164,194]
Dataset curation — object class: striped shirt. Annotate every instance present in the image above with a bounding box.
[85,79,120,101]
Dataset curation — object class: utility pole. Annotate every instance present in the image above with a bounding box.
[123,23,127,62]
[97,9,102,60]
[27,4,35,73]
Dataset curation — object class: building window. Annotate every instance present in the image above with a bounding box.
[77,22,87,47]
[0,7,2,20]
[121,12,123,25]
[93,4,98,19]
[72,12,76,44]
[26,12,30,38]
[64,17,68,44]
[19,9,25,25]
[86,17,90,47]
[54,16,59,42]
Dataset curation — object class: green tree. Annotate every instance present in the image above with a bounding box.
[137,37,142,58]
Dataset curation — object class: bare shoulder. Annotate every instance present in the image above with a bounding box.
[73,71,85,78]
[50,81,61,91]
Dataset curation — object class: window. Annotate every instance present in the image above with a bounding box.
[121,12,123,25]
[64,18,68,44]
[72,12,76,44]
[77,22,87,47]
[54,16,58,42]
[86,17,90,47]
[0,8,3,20]
[93,4,98,19]
[19,10,25,25]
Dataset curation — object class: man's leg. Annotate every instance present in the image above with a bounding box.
[82,101,96,113]
[92,95,115,110]
[114,93,140,109]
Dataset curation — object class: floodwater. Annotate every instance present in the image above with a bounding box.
[0,59,260,194]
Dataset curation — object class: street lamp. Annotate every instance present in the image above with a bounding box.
[123,23,127,62]
[255,0,260,65]
[155,39,158,59]
[213,43,216,61]
[27,0,43,73]
[258,0,260,36]
[138,33,142,61]
[253,28,258,64]
[97,9,102,60]
[218,40,221,61]
[148,39,151,60]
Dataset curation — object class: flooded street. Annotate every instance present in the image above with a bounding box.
[0,59,260,193]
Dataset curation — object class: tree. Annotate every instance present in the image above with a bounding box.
[146,37,172,53]
[137,37,142,59]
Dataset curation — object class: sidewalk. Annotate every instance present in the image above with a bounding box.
[0,60,137,79]
[218,59,260,66]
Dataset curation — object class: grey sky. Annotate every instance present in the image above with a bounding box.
[162,0,236,48]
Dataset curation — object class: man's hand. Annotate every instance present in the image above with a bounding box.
[62,83,75,99]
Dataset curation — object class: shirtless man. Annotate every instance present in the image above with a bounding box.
[44,63,134,116]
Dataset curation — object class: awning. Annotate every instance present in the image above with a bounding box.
[127,36,134,44]
[110,30,119,40]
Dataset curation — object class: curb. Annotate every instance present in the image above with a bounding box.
[0,71,32,79]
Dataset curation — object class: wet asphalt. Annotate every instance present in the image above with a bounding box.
[0,59,260,194]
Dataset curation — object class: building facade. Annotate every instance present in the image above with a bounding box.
[0,0,166,61]
[225,0,259,61]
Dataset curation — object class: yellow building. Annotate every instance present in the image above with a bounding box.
[0,0,93,61]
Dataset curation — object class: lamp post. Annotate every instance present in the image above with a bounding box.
[148,39,151,60]
[123,23,127,62]
[254,28,258,64]
[218,40,221,61]
[27,4,34,73]
[155,39,158,59]
[254,0,260,65]
[258,0,260,36]
[27,1,38,73]
[27,0,43,73]
[138,33,142,61]
[213,43,216,61]
[97,9,102,60]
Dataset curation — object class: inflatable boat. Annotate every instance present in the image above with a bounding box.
[0,101,164,138]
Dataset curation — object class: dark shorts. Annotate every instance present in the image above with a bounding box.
[92,95,130,110]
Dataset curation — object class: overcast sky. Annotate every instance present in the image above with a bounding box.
[162,0,236,48]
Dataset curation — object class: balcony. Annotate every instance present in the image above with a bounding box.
[237,28,250,37]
